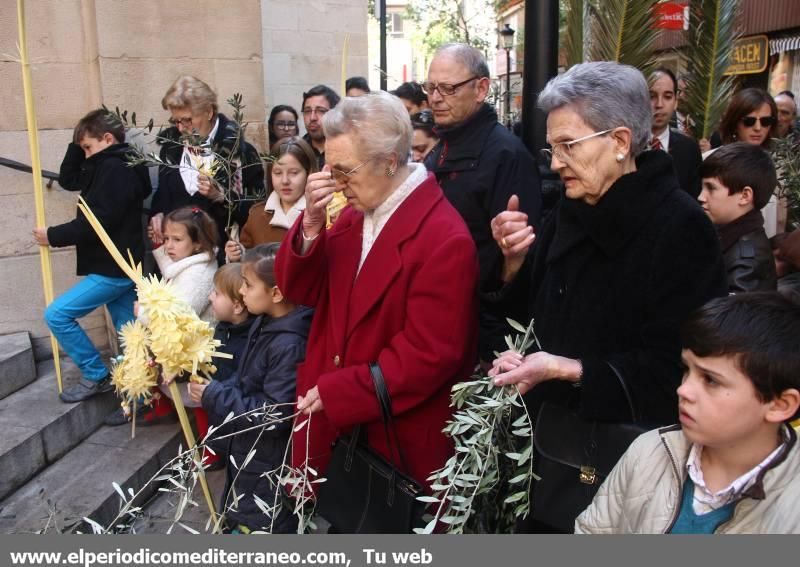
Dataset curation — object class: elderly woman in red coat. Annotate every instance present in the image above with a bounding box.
[275,92,479,505]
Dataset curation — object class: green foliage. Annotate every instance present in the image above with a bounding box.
[773,134,800,230]
[563,0,585,67]
[416,318,538,534]
[683,0,741,140]
[406,0,494,61]
[588,0,660,74]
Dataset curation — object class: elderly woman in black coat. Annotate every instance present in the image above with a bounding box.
[149,76,264,260]
[488,62,727,529]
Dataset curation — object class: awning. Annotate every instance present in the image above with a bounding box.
[770,35,800,55]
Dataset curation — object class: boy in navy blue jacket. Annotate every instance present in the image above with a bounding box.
[34,109,151,403]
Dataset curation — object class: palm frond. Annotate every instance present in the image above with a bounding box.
[683,0,741,140]
[563,0,585,67]
[588,0,660,73]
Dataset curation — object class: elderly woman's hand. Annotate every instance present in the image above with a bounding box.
[490,351,582,395]
[698,138,711,153]
[197,175,224,203]
[149,213,164,245]
[224,239,243,263]
[491,195,535,282]
[297,386,324,415]
[303,166,338,239]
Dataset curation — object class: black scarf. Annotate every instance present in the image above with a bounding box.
[716,208,765,253]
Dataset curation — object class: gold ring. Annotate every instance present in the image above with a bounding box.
[501,237,508,248]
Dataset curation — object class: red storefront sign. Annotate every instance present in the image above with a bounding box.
[653,2,688,30]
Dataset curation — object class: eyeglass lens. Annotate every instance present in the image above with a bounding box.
[741,116,775,127]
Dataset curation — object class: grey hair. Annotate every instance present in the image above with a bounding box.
[434,43,490,79]
[538,62,652,157]
[322,91,412,163]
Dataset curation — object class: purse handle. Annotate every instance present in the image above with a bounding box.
[606,360,640,424]
[368,362,412,475]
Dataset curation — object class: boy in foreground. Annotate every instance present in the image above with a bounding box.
[576,293,800,533]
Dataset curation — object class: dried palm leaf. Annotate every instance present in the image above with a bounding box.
[683,0,741,140]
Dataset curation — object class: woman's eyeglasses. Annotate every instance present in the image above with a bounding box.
[274,120,297,130]
[169,116,194,127]
[540,129,614,162]
[330,159,372,184]
[740,116,775,128]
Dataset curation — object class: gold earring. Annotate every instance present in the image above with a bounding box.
[386,168,396,177]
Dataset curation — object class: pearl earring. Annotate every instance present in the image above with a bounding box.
[616,153,625,162]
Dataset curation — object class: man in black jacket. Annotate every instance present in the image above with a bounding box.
[33,109,152,403]
[648,68,702,198]
[424,43,542,360]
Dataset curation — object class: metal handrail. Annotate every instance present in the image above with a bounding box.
[0,156,58,188]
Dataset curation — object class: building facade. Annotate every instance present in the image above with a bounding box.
[0,0,367,358]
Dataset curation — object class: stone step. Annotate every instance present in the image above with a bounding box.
[0,332,36,400]
[0,420,183,534]
[0,359,116,502]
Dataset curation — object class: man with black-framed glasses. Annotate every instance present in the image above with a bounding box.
[301,84,340,169]
[423,43,542,362]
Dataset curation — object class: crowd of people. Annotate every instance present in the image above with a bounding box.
[31,42,800,534]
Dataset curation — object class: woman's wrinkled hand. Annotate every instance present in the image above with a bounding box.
[491,195,535,282]
[224,240,243,263]
[149,213,165,245]
[197,175,224,203]
[491,351,581,395]
[297,386,324,415]
[303,166,338,239]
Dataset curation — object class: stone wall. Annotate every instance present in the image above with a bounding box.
[262,0,369,131]
[0,0,268,359]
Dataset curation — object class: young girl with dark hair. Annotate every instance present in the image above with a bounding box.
[189,243,313,533]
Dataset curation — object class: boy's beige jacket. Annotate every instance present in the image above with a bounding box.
[575,425,800,534]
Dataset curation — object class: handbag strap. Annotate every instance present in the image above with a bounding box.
[369,362,411,475]
[606,360,640,424]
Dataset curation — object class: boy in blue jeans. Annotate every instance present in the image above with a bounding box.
[33,109,151,403]
[576,293,800,533]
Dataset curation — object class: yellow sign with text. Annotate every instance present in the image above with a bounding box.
[725,35,769,75]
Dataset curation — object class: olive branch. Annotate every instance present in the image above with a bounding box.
[415,318,539,534]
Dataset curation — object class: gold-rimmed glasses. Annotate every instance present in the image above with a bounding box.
[540,129,615,162]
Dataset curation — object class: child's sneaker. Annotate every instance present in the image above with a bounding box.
[59,376,113,403]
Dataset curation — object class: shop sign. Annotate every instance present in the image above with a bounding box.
[725,35,769,75]
[653,2,688,31]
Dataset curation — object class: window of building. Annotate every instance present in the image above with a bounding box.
[389,12,404,38]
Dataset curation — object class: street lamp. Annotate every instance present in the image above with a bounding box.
[499,23,515,130]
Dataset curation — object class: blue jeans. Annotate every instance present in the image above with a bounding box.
[44,274,136,381]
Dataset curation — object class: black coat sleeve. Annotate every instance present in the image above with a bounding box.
[57,143,87,192]
[48,159,144,248]
[201,343,301,436]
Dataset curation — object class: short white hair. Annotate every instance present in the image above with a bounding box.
[323,91,412,163]
[538,61,652,157]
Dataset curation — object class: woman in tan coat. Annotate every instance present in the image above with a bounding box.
[224,137,318,261]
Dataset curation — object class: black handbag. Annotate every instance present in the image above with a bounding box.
[530,362,648,533]
[316,362,426,533]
